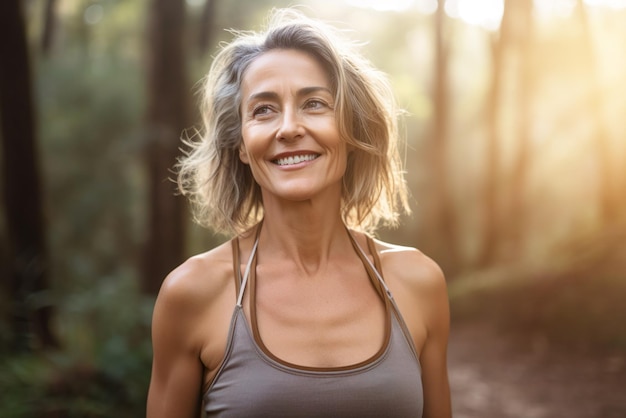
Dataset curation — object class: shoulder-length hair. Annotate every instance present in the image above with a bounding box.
[177,8,410,235]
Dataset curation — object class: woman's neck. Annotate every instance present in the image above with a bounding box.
[257,196,352,273]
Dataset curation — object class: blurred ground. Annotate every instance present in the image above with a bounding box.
[448,320,626,418]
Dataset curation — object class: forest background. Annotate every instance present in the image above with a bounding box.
[1,0,625,416]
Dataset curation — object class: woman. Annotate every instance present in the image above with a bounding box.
[147,8,451,418]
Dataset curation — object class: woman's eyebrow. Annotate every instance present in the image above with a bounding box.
[246,86,332,104]
[246,91,279,104]
[297,86,332,97]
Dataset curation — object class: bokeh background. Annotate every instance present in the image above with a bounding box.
[1,0,625,416]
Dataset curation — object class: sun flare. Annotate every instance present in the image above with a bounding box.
[344,0,626,30]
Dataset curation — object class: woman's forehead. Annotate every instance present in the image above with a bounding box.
[241,49,332,98]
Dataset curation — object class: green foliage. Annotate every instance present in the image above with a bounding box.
[0,273,154,417]
[0,1,152,415]
[0,354,48,417]
[37,41,146,287]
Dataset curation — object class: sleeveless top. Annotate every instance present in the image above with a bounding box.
[203,228,423,417]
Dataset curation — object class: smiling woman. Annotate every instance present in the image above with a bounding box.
[147,8,451,418]
[178,12,409,235]
[238,49,346,206]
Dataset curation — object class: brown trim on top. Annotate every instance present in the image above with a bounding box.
[248,227,392,372]
[366,236,383,274]
[364,235,387,300]
[231,238,242,297]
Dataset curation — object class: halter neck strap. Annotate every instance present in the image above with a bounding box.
[236,225,261,307]
[346,229,394,300]
[235,222,393,306]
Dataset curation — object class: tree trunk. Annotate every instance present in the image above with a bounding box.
[477,0,514,267]
[198,0,217,56]
[506,0,533,257]
[430,0,459,275]
[41,0,58,55]
[0,0,58,350]
[576,0,618,224]
[142,0,189,295]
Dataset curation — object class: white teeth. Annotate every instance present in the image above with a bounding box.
[275,154,317,166]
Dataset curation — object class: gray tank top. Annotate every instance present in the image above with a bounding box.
[203,229,423,417]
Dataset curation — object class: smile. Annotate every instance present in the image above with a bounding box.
[273,154,319,166]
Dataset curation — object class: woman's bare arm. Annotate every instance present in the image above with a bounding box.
[147,262,207,418]
[380,245,452,418]
[416,258,451,418]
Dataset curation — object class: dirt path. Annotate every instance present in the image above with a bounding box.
[448,321,626,418]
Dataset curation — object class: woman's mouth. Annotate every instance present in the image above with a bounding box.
[273,154,319,166]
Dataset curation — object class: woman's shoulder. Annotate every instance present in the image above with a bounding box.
[150,239,238,371]
[371,237,449,340]
[371,237,446,293]
[156,239,236,310]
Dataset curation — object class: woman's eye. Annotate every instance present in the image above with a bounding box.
[305,99,325,110]
[252,105,272,117]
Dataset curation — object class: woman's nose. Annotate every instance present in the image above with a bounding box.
[276,108,304,141]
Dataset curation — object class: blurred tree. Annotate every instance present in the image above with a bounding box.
[0,0,58,350]
[41,0,58,55]
[431,0,459,274]
[575,0,619,224]
[507,0,533,256]
[198,0,218,56]
[479,0,534,266]
[142,0,190,294]
[478,0,514,267]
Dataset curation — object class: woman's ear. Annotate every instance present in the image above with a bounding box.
[239,144,249,164]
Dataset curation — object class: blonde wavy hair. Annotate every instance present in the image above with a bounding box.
[177,8,410,235]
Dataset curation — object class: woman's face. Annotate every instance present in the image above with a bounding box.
[239,49,347,204]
